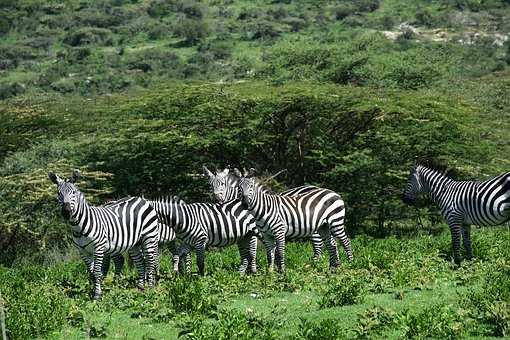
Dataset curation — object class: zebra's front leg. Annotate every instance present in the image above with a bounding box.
[92,248,106,300]
[237,237,252,275]
[195,243,206,276]
[80,252,95,285]
[449,224,462,265]
[461,225,473,260]
[274,229,286,273]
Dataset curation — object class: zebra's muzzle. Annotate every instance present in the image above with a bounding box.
[61,203,71,219]
[401,194,414,205]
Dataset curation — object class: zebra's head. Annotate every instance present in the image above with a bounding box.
[48,169,81,220]
[203,166,239,203]
[236,168,257,209]
[402,164,422,205]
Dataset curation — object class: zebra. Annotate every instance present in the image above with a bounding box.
[105,196,192,276]
[48,169,159,299]
[235,169,353,272]
[147,196,258,276]
[402,163,510,264]
[203,166,327,263]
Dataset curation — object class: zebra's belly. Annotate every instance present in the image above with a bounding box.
[73,236,96,254]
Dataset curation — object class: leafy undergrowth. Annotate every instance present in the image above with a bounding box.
[2,228,509,339]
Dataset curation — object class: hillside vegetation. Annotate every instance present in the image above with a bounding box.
[0,0,510,339]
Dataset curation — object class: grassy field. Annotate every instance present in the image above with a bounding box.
[2,227,509,339]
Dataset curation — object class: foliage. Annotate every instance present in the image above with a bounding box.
[318,274,366,308]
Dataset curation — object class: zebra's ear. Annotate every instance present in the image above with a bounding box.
[48,172,61,184]
[70,169,80,183]
[220,168,229,176]
[203,166,214,179]
[247,168,256,178]
[173,195,185,204]
[233,168,242,178]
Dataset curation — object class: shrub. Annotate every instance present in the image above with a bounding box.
[178,309,279,339]
[173,18,209,45]
[334,4,356,20]
[405,303,470,339]
[245,20,281,40]
[3,282,72,339]
[318,275,366,308]
[0,82,25,100]
[167,277,217,315]
[354,306,397,338]
[298,318,346,339]
[63,27,113,46]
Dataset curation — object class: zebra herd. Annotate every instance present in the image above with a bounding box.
[48,163,510,299]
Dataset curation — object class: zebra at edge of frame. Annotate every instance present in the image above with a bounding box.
[402,163,510,265]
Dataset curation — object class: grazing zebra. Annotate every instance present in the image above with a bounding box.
[402,163,510,264]
[48,170,159,299]
[147,196,258,275]
[203,166,327,262]
[235,170,353,272]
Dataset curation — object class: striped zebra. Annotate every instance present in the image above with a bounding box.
[148,196,258,275]
[235,170,353,272]
[106,196,192,276]
[48,170,159,299]
[203,167,327,263]
[402,163,510,264]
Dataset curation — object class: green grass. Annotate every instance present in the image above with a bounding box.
[3,228,509,339]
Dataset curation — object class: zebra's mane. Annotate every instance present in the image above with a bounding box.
[415,159,459,179]
[148,195,186,205]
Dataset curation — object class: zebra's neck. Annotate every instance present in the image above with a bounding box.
[70,192,92,234]
[418,166,454,207]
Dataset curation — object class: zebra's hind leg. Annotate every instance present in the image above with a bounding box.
[195,243,206,276]
[449,224,462,265]
[461,225,473,260]
[111,254,125,282]
[310,233,324,261]
[248,235,258,274]
[92,248,106,300]
[128,246,145,292]
[176,243,192,275]
[329,219,353,262]
[318,227,340,270]
[101,255,111,278]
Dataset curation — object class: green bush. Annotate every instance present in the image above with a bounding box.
[298,318,346,339]
[167,277,217,315]
[318,275,366,308]
[63,27,113,46]
[173,18,209,45]
[404,303,471,339]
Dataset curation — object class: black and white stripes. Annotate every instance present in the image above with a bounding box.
[48,170,159,299]
[147,196,258,275]
[403,164,510,264]
[236,171,353,272]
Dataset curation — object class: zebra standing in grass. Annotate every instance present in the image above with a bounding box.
[235,169,353,272]
[147,196,258,275]
[48,170,159,299]
[203,167,328,264]
[402,163,510,264]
